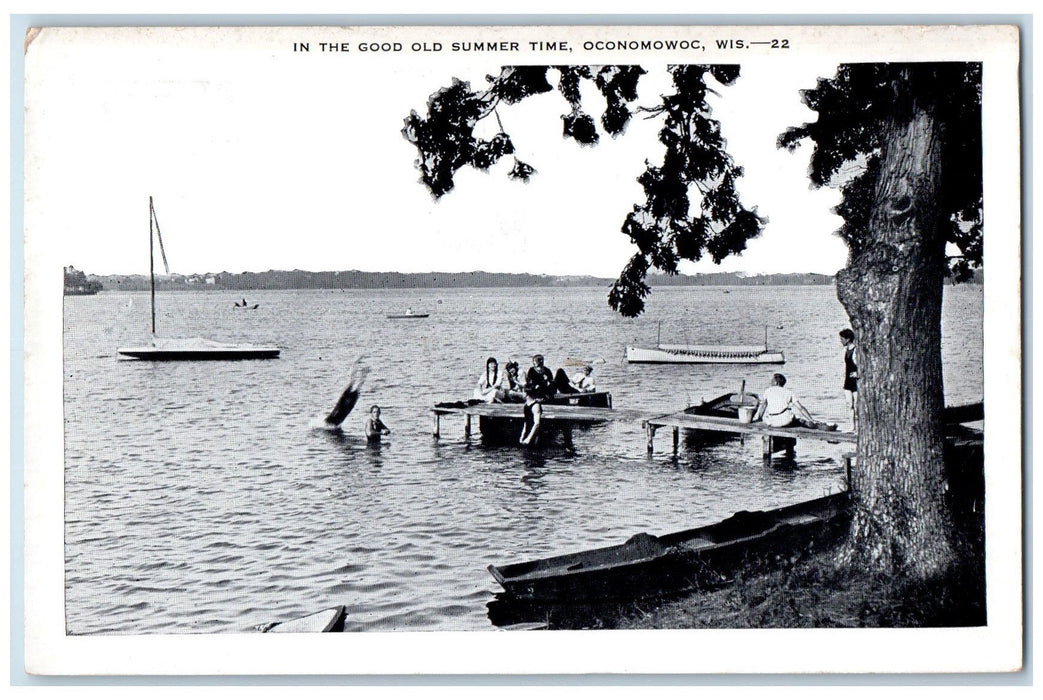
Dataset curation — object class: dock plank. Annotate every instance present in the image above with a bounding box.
[431,403,648,423]
[645,411,856,444]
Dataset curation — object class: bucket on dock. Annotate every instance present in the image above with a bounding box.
[738,406,756,423]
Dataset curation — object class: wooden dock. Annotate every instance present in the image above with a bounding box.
[430,402,647,439]
[643,411,856,463]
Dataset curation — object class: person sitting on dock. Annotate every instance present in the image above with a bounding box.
[365,405,391,443]
[502,361,525,402]
[525,354,556,401]
[575,365,597,393]
[553,365,597,394]
[752,373,836,431]
[473,356,504,403]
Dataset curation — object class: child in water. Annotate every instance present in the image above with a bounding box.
[365,405,391,443]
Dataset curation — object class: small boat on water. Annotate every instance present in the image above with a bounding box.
[488,491,851,602]
[685,389,759,419]
[259,605,346,633]
[116,197,280,361]
[626,324,784,365]
[387,308,429,319]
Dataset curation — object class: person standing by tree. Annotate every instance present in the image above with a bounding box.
[839,328,858,428]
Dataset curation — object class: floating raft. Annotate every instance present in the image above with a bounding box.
[117,337,280,360]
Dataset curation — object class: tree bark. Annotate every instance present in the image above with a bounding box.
[835,96,957,579]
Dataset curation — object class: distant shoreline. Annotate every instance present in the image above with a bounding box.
[67,268,982,293]
[75,270,844,293]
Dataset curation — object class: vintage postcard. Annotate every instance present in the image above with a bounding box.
[22,24,1021,675]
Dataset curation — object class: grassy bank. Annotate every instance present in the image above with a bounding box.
[487,440,985,631]
[615,541,985,629]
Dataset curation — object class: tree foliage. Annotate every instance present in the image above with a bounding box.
[779,63,983,281]
[404,65,765,316]
[63,266,102,294]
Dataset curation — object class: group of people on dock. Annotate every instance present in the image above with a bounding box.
[472,354,597,446]
[348,328,857,451]
[472,354,596,405]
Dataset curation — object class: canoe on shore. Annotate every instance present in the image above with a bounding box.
[488,491,852,603]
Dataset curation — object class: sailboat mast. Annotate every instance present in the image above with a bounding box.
[149,196,156,335]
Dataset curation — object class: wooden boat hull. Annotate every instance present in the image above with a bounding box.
[626,345,785,364]
[684,392,759,419]
[488,492,851,602]
[387,313,429,319]
[262,605,346,633]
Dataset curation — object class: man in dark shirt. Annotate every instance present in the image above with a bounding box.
[524,354,555,401]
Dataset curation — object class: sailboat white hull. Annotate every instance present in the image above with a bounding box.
[626,345,785,364]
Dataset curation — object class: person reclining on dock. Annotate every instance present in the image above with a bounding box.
[752,373,837,431]
[553,365,597,394]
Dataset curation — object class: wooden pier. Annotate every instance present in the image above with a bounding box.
[643,411,856,464]
[430,401,647,439]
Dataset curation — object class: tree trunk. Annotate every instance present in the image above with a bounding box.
[835,97,956,579]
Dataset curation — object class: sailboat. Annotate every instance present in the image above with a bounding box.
[117,197,280,361]
[625,322,784,365]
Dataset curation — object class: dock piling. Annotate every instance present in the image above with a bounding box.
[672,426,680,455]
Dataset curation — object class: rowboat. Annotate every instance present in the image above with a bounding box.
[487,491,851,602]
[387,309,429,319]
[684,390,759,419]
[260,605,346,633]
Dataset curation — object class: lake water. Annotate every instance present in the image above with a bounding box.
[62,284,983,633]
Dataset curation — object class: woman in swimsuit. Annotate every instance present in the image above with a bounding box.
[839,329,858,427]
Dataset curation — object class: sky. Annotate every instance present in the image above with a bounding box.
[25,26,850,278]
